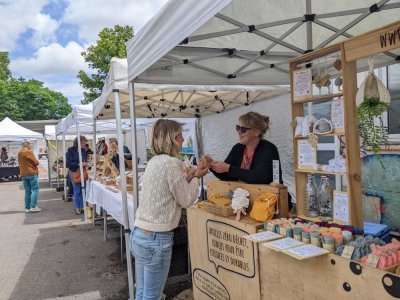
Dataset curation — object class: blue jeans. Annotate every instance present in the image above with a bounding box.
[130,227,174,300]
[22,174,39,209]
[69,171,84,209]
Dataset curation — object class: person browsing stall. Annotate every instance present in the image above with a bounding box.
[207,111,283,185]
[18,140,41,212]
[130,119,208,300]
[66,136,88,215]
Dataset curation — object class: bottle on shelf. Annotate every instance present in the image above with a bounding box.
[304,174,318,217]
[318,176,333,221]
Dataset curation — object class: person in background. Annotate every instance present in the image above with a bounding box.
[131,119,208,300]
[206,111,291,208]
[1,147,8,164]
[108,138,131,169]
[108,138,131,154]
[18,140,41,213]
[66,136,88,215]
[84,143,93,155]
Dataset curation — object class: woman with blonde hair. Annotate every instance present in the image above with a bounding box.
[207,111,283,185]
[18,140,41,212]
[130,119,208,300]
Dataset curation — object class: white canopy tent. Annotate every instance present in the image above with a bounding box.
[0,117,43,157]
[0,117,43,141]
[127,0,400,88]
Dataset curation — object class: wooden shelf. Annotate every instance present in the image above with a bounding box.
[292,92,343,104]
[293,132,345,139]
[297,215,323,223]
[295,169,347,176]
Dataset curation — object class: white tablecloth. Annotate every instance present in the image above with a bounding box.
[87,180,136,229]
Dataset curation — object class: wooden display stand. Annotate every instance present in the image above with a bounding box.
[189,179,288,300]
[259,246,400,299]
[188,208,263,300]
[254,21,400,300]
[290,35,361,226]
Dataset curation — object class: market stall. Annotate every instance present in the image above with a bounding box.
[124,1,400,299]
[0,117,43,181]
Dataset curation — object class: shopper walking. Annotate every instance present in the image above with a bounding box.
[131,119,208,300]
[66,136,88,215]
[18,140,41,213]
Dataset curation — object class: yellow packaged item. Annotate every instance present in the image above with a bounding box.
[209,193,231,206]
[250,193,278,222]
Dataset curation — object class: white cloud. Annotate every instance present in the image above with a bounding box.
[10,41,90,76]
[62,0,168,43]
[0,0,57,51]
[44,79,85,106]
[10,41,90,105]
[29,13,59,48]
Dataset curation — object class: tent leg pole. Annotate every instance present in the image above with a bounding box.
[62,132,67,201]
[114,88,135,300]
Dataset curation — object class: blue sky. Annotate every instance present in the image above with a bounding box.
[1,0,168,106]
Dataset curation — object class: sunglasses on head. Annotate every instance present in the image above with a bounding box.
[236,125,251,133]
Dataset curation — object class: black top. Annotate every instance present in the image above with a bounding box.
[210,139,282,184]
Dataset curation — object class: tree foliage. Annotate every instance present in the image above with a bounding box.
[78,25,134,104]
[0,52,72,121]
[0,52,12,81]
[0,77,72,121]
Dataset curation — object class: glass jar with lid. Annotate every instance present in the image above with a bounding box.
[318,176,333,221]
[304,174,318,217]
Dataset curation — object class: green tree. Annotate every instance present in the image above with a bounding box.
[0,52,11,81]
[78,25,134,104]
[0,77,72,121]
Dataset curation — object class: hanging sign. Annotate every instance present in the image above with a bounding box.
[293,68,312,101]
[297,140,316,170]
[331,98,345,134]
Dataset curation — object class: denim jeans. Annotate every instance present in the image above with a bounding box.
[68,171,84,209]
[22,174,39,209]
[130,227,174,300]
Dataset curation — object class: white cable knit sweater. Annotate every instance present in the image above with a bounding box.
[134,154,199,232]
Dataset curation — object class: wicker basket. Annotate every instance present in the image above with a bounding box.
[197,200,234,217]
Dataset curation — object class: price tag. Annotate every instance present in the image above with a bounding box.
[280,227,288,236]
[341,246,355,259]
[365,254,380,268]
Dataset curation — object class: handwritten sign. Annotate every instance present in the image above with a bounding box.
[331,98,344,132]
[244,231,282,243]
[207,220,254,278]
[293,68,312,101]
[263,238,304,252]
[193,269,230,300]
[283,244,330,260]
[298,140,316,169]
[333,190,349,224]
[273,160,280,183]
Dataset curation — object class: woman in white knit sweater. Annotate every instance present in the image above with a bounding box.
[131,119,208,300]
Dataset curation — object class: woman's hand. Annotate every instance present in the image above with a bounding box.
[186,165,208,183]
[81,162,87,167]
[204,155,213,168]
[211,161,230,173]
[194,165,208,178]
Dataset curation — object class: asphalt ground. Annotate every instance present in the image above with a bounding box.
[0,181,128,300]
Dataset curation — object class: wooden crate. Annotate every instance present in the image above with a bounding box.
[197,201,234,217]
[207,179,289,218]
[188,207,263,300]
